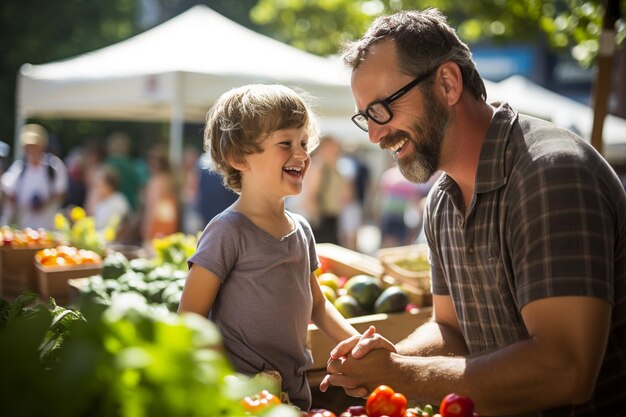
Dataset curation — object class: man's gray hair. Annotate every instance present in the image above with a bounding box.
[341,9,486,101]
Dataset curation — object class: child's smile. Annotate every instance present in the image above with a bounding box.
[283,165,304,179]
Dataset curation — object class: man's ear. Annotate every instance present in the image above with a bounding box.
[437,61,463,106]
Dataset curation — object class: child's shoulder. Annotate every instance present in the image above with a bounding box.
[286,210,313,231]
[207,208,248,230]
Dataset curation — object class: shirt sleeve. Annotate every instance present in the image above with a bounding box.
[423,186,449,295]
[1,161,22,197]
[50,155,69,195]
[507,152,616,308]
[188,218,239,282]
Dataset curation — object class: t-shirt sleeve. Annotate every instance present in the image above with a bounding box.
[50,155,69,195]
[187,218,238,282]
[1,161,22,196]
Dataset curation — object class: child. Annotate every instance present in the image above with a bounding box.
[178,84,360,411]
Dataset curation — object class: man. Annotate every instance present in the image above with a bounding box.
[1,124,68,229]
[320,9,625,416]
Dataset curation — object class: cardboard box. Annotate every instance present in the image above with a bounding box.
[0,245,53,299]
[306,307,433,372]
[36,261,102,305]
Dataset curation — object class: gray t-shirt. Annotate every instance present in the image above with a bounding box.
[188,208,318,410]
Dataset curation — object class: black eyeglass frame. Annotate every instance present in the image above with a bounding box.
[351,67,438,132]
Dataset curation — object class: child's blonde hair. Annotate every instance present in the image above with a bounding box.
[204,84,319,193]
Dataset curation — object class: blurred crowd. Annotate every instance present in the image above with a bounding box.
[0,124,438,255]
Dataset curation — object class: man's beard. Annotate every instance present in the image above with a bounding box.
[395,90,450,183]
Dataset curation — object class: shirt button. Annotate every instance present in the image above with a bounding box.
[457,219,463,227]
[468,247,474,254]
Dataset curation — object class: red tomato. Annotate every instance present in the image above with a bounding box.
[241,389,281,413]
[439,393,475,417]
[366,385,408,417]
[307,409,337,417]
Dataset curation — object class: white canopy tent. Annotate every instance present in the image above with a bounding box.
[17,5,625,164]
[16,5,355,165]
[486,75,626,162]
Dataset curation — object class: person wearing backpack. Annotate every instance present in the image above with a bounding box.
[0,124,68,230]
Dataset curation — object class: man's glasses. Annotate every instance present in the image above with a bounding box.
[351,67,438,132]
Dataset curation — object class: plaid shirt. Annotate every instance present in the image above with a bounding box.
[424,102,626,416]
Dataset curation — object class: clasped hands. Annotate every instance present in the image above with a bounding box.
[320,325,397,398]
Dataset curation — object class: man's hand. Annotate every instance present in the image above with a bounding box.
[320,325,397,396]
[328,325,396,361]
[321,346,397,398]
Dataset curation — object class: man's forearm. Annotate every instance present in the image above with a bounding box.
[395,320,468,357]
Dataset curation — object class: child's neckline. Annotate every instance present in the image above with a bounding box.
[230,209,296,241]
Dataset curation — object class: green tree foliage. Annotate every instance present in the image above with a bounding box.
[0,0,139,150]
[251,0,624,66]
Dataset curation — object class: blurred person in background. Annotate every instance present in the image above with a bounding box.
[141,145,179,245]
[105,131,143,213]
[376,162,423,248]
[63,138,106,209]
[85,165,130,231]
[0,124,68,229]
[337,145,371,251]
[303,135,353,245]
[0,140,10,220]
[180,146,204,234]
[195,152,238,227]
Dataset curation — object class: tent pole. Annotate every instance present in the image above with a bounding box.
[169,72,184,170]
[590,0,621,155]
[14,72,26,160]
[13,113,26,161]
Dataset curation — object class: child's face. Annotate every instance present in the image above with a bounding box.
[241,127,311,197]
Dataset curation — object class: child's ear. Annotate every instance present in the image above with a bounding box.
[229,156,248,172]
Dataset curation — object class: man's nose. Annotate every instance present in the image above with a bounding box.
[367,120,388,144]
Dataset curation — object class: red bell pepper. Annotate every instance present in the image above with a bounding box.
[366,385,408,417]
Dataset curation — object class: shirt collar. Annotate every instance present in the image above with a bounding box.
[475,101,517,193]
[436,101,517,195]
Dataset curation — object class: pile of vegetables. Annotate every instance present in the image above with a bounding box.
[35,245,102,267]
[74,252,187,312]
[0,291,296,417]
[305,386,479,417]
[0,225,56,247]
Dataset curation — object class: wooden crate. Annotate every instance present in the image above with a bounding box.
[317,243,383,278]
[36,261,102,305]
[318,243,431,308]
[0,245,53,299]
[306,307,433,379]
[377,244,431,291]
